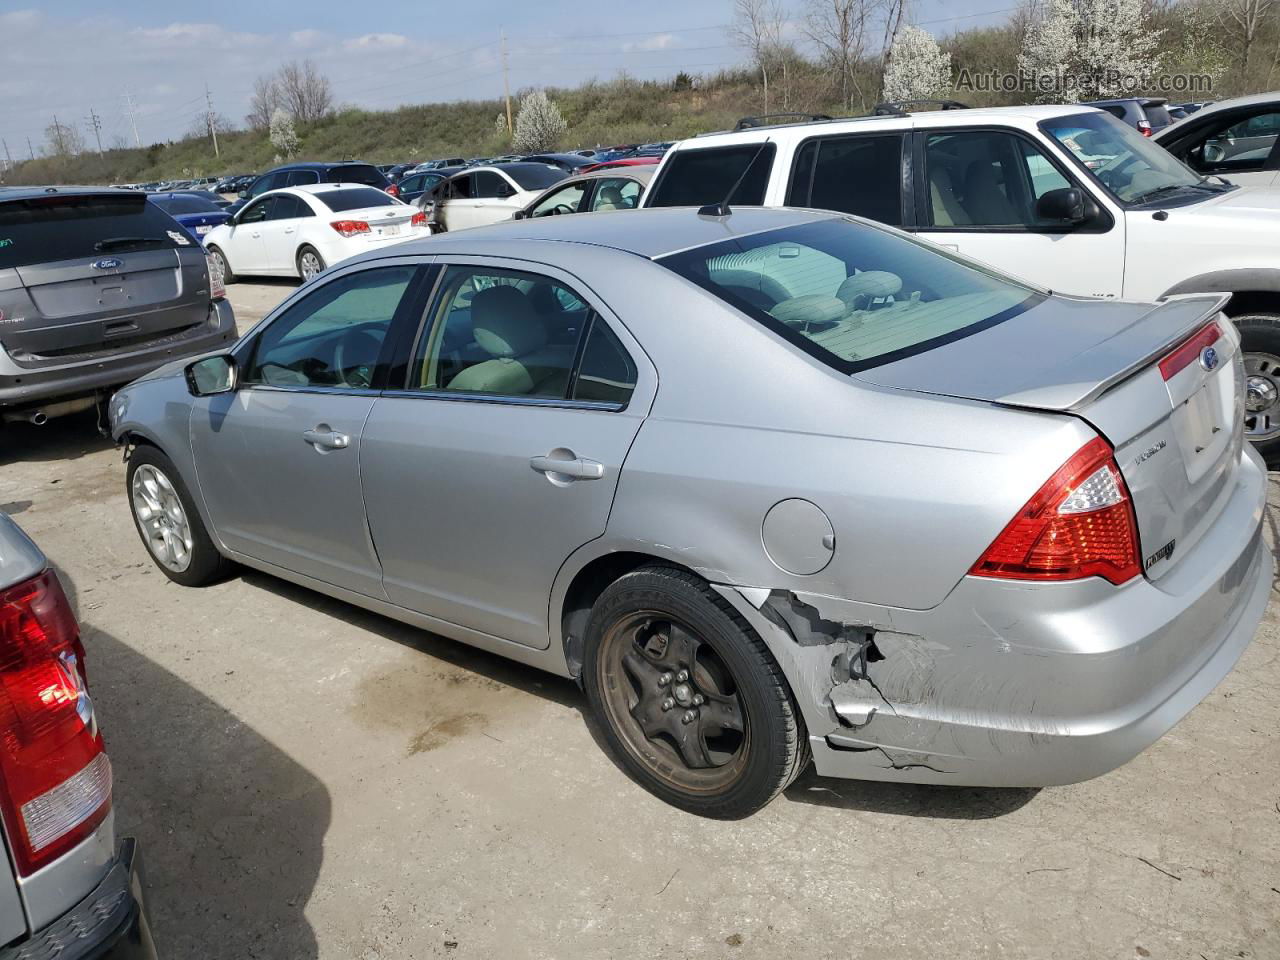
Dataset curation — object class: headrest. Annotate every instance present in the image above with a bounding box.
[470,286,546,358]
[837,271,903,307]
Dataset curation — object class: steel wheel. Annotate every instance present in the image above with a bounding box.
[130,463,193,573]
[596,610,750,794]
[1244,351,1280,441]
[298,249,324,281]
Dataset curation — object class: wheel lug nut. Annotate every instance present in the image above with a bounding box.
[682,710,696,724]
[658,673,672,686]
[675,670,689,683]
[661,698,674,711]
[693,694,705,706]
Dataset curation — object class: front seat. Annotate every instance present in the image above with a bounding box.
[962,162,1021,225]
[447,286,572,396]
[594,184,625,211]
[929,165,970,226]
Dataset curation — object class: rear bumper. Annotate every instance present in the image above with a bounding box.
[0,300,236,409]
[0,838,157,960]
[722,444,1272,787]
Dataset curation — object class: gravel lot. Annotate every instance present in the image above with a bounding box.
[0,279,1276,959]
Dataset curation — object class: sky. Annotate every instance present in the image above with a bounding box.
[0,1,1017,160]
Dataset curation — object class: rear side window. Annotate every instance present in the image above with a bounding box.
[0,194,187,268]
[787,134,905,226]
[647,143,776,208]
[316,188,399,212]
[284,170,320,187]
[326,164,387,187]
[572,318,637,405]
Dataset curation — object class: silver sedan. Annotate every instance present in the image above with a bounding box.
[110,207,1271,818]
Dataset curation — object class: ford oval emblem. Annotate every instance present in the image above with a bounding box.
[1199,346,1219,371]
[92,257,123,271]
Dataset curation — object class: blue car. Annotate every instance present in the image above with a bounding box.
[148,192,232,243]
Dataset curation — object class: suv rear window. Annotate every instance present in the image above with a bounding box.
[316,188,400,212]
[647,143,776,208]
[325,164,388,187]
[0,193,186,269]
[787,133,905,226]
[658,218,1038,373]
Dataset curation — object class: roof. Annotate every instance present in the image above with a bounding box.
[379,206,838,260]
[574,166,657,183]
[0,185,139,202]
[266,182,395,197]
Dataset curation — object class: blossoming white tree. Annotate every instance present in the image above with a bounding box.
[513,91,567,153]
[881,26,953,102]
[268,108,299,158]
[1018,0,1164,102]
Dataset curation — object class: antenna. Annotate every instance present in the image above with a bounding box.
[698,139,770,219]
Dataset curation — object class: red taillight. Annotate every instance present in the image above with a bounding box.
[1158,319,1223,381]
[1138,120,1153,136]
[0,570,109,875]
[206,252,225,301]
[330,219,371,238]
[411,212,427,227]
[386,183,399,197]
[970,437,1141,586]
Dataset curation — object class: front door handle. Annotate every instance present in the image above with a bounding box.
[529,454,604,481]
[303,427,349,450]
[283,227,295,234]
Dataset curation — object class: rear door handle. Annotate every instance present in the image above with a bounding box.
[529,454,604,480]
[303,428,349,450]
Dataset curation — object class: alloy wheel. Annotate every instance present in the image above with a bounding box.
[299,251,323,281]
[131,464,194,573]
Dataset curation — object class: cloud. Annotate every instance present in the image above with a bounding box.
[344,33,409,51]
[623,32,676,52]
[290,29,325,48]
[132,22,269,49]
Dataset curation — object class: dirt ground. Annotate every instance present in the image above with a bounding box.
[0,279,1276,959]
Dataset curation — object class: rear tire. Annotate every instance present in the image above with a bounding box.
[206,245,235,285]
[1231,313,1280,462]
[126,445,230,587]
[297,246,325,282]
[582,565,809,819]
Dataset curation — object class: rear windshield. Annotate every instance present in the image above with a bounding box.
[658,218,1039,373]
[503,165,567,190]
[0,193,186,269]
[647,143,776,208]
[1143,104,1172,127]
[325,164,388,187]
[315,187,401,212]
[152,195,222,215]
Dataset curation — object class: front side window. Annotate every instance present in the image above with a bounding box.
[647,143,776,208]
[413,266,594,399]
[1188,111,1280,174]
[1042,111,1203,204]
[245,266,416,390]
[590,178,642,211]
[787,134,904,226]
[659,218,1038,374]
[530,183,587,217]
[923,130,1074,228]
[503,165,567,191]
[238,197,275,224]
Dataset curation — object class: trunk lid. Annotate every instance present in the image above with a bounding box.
[346,205,419,243]
[854,293,1241,580]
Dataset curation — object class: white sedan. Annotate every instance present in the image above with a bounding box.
[433,163,567,232]
[204,183,429,283]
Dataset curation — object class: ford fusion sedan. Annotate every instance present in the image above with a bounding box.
[204,184,430,283]
[111,207,1269,819]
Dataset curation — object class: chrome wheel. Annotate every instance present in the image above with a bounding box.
[131,464,193,573]
[209,249,228,284]
[596,611,749,794]
[298,250,323,281]
[1244,352,1280,441]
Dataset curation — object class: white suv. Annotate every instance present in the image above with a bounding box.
[643,103,1280,456]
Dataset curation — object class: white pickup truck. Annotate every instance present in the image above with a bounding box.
[643,102,1280,456]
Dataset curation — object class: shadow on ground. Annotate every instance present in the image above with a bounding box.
[0,409,112,467]
[241,569,1036,822]
[60,568,330,959]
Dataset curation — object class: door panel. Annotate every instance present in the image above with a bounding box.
[226,196,273,274]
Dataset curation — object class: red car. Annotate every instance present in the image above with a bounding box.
[577,156,662,174]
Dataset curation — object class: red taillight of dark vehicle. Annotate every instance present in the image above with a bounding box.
[1158,320,1223,381]
[971,437,1141,586]
[330,220,371,238]
[1138,119,1153,136]
[0,570,110,876]
[385,183,399,198]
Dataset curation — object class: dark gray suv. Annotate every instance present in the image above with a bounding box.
[0,188,236,426]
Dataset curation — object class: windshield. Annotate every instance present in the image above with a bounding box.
[503,165,567,191]
[659,219,1039,373]
[1041,111,1202,203]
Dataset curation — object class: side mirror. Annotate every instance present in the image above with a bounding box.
[185,355,237,397]
[513,208,528,220]
[1036,187,1087,224]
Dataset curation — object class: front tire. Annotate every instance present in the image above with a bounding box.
[1233,314,1280,461]
[127,445,230,587]
[582,565,809,819]
[297,245,325,282]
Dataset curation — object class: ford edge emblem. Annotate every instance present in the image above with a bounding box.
[1199,346,1219,371]
[92,257,123,270]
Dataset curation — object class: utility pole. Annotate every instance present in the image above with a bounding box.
[26,137,34,161]
[204,83,220,159]
[51,115,64,155]
[2,140,12,173]
[501,31,513,136]
[123,91,141,147]
[86,107,104,157]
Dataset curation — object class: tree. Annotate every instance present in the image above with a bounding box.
[882,25,952,101]
[188,112,234,141]
[43,118,84,157]
[1018,0,1164,102]
[1216,0,1274,72]
[277,60,333,124]
[512,90,567,152]
[247,74,282,130]
[804,0,877,109]
[493,111,509,138]
[269,108,300,158]
[731,0,786,113]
